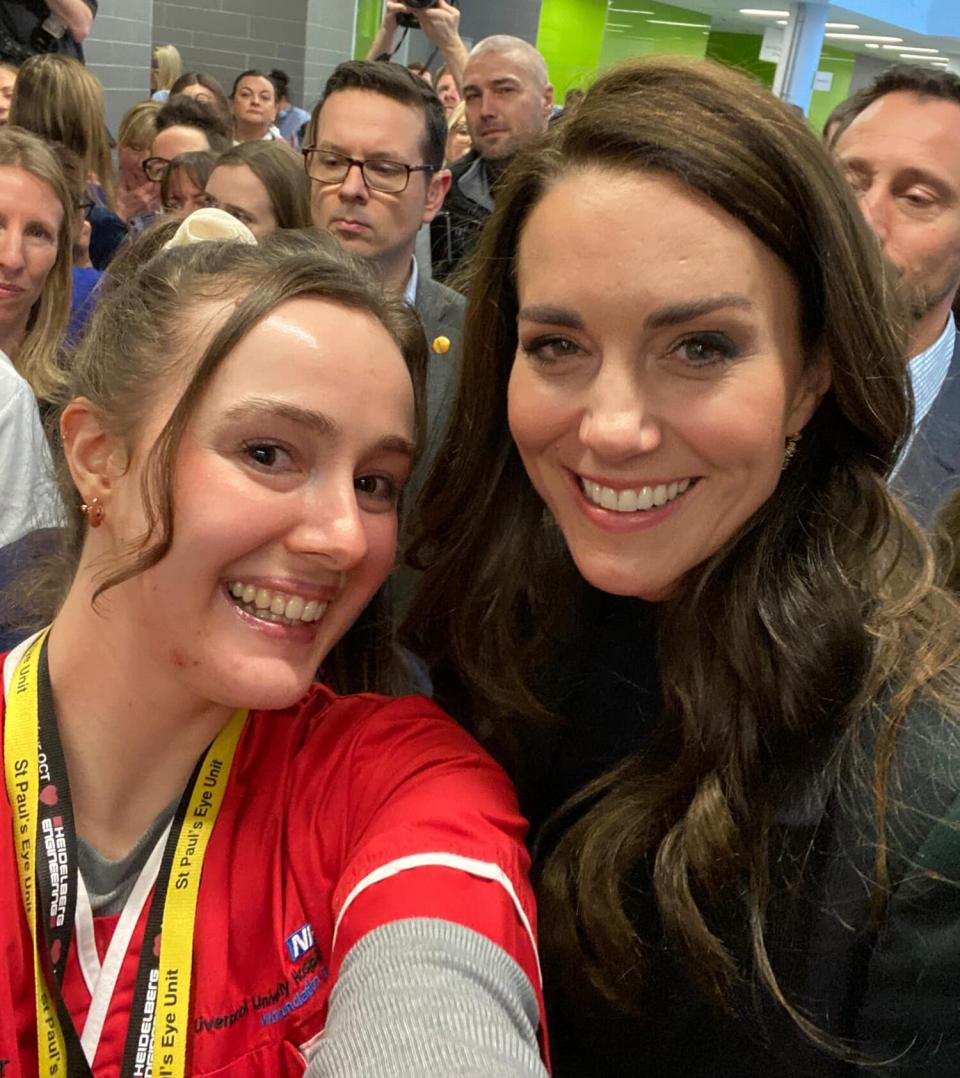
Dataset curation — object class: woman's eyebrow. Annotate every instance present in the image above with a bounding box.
[222,398,415,457]
[517,305,585,330]
[517,295,754,332]
[224,398,338,435]
[644,295,754,329]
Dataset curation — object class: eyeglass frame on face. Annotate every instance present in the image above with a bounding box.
[302,147,436,195]
[142,155,170,183]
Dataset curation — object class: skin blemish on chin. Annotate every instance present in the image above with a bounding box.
[170,648,203,669]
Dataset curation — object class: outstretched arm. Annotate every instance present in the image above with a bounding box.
[305,920,547,1077]
[415,1,469,89]
[365,1,406,61]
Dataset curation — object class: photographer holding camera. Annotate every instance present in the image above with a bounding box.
[367,1,468,91]
[0,0,96,65]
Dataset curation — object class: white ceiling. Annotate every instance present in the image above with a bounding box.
[632,1,960,62]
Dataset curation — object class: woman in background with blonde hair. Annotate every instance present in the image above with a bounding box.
[444,99,472,166]
[10,53,115,208]
[0,126,72,403]
[116,100,162,221]
[0,62,17,127]
[151,43,183,103]
[0,127,67,551]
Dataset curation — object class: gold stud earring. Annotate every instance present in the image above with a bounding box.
[80,496,105,527]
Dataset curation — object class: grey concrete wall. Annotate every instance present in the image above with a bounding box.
[304,0,357,107]
[145,0,358,116]
[85,0,155,135]
[406,0,543,70]
[153,0,308,110]
[458,0,542,48]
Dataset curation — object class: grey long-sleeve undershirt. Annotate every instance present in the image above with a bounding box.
[81,835,548,1076]
[305,918,547,1078]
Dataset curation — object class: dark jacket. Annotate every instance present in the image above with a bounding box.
[430,151,492,286]
[523,591,960,1078]
[390,274,466,619]
[0,0,96,64]
[893,330,960,527]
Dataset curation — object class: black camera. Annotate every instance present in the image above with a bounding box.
[397,0,449,29]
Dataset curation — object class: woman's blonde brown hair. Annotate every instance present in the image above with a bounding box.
[160,150,217,212]
[152,45,182,93]
[405,56,960,1059]
[10,53,115,206]
[208,141,311,231]
[118,100,160,152]
[940,489,960,593]
[0,126,72,400]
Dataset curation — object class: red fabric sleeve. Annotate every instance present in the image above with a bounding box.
[322,695,547,1044]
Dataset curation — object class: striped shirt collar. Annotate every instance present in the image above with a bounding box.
[909,312,955,430]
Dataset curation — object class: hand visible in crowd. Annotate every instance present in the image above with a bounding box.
[409,1,462,50]
[382,2,408,32]
[73,219,93,269]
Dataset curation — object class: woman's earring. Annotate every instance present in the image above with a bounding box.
[80,496,105,528]
[782,433,801,471]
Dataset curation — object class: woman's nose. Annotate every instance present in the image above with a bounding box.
[578,364,662,460]
[284,480,370,572]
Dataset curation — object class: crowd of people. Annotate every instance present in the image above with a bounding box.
[0,1,959,1076]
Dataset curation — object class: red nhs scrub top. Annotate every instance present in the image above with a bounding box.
[0,673,544,1076]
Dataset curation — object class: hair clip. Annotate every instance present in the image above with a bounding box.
[162,207,258,250]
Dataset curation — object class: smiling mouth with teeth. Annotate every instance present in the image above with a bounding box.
[579,477,698,513]
[226,582,328,626]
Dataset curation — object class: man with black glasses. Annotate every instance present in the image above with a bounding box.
[304,61,465,497]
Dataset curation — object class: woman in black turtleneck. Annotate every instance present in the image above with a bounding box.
[407,57,960,1078]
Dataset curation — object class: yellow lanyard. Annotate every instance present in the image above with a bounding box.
[4,629,247,1077]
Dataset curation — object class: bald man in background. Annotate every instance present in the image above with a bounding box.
[431,35,553,283]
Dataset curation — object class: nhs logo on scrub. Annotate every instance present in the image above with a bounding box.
[285,923,316,962]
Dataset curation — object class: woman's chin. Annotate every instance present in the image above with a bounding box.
[572,551,680,602]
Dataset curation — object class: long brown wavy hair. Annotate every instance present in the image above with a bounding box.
[405,57,960,1053]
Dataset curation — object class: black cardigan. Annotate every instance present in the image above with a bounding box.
[519,591,960,1078]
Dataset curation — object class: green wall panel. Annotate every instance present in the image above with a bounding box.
[537,0,710,101]
[537,0,608,102]
[704,33,854,128]
[808,46,855,132]
[355,0,381,60]
[598,0,710,70]
[705,31,776,88]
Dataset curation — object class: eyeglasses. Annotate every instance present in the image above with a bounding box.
[75,197,95,219]
[142,156,170,182]
[302,148,435,194]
